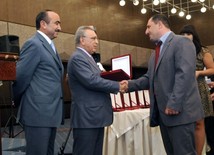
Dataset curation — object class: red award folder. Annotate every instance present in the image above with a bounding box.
[101,69,130,81]
[101,54,132,81]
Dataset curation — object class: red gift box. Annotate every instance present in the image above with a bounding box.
[101,54,132,81]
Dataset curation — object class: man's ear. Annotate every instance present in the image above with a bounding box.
[80,37,85,45]
[158,21,163,29]
[40,20,47,29]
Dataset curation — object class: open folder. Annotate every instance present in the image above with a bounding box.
[101,54,132,81]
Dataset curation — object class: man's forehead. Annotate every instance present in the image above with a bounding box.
[147,19,153,26]
[148,18,154,23]
[86,29,96,35]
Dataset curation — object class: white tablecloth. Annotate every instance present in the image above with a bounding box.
[103,108,166,155]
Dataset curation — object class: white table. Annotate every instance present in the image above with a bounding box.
[103,108,166,155]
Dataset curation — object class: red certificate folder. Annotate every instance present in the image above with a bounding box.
[101,54,132,81]
[101,69,130,81]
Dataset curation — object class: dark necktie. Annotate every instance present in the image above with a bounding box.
[154,41,162,68]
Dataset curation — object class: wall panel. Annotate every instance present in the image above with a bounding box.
[0,0,8,21]
[0,21,8,36]
[1,0,214,48]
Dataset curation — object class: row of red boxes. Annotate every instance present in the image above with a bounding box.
[110,90,150,112]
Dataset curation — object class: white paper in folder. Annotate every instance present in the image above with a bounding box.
[112,54,132,78]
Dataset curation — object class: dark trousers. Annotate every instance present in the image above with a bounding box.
[159,118,197,155]
[24,125,57,155]
[72,127,104,155]
[205,116,214,150]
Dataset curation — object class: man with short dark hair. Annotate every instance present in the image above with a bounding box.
[122,14,204,155]
[13,10,64,155]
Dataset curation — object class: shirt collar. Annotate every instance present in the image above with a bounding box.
[77,47,93,58]
[159,31,171,45]
[37,30,52,44]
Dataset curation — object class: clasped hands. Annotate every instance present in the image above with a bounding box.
[119,80,128,93]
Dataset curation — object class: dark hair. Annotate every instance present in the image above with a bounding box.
[179,24,205,55]
[151,14,171,29]
[35,10,52,30]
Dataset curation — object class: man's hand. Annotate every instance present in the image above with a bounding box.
[207,81,214,89]
[210,93,214,101]
[119,80,128,93]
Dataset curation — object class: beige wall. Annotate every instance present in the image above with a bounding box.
[1,0,214,49]
[0,21,153,68]
[1,21,214,68]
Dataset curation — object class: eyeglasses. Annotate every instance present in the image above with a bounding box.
[82,36,98,41]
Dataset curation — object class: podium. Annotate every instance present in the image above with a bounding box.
[0,53,19,154]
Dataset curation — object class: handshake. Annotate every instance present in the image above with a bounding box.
[119,80,129,93]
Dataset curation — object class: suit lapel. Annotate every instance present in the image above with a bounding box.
[78,49,101,72]
[155,32,174,71]
[88,57,100,72]
[36,33,62,67]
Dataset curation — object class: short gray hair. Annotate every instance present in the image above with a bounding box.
[74,26,96,46]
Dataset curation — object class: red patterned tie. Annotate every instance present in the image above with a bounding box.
[155,41,162,68]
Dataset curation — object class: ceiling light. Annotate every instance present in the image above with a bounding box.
[160,0,166,3]
[171,7,177,14]
[119,0,126,6]
[179,10,185,17]
[141,8,147,14]
[186,14,192,20]
[201,6,207,12]
[185,0,191,20]
[119,0,213,20]
[133,0,139,6]
[153,0,160,6]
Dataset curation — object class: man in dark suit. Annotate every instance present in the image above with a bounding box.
[67,26,125,155]
[122,14,204,155]
[13,10,64,155]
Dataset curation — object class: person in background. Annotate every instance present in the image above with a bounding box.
[121,14,204,155]
[206,80,214,155]
[180,24,214,155]
[13,10,64,155]
[67,25,126,155]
